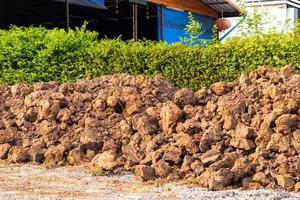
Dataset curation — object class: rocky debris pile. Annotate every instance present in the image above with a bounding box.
[0,67,300,192]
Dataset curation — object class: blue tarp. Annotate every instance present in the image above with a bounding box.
[56,0,106,9]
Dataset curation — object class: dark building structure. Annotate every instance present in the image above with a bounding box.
[0,0,240,42]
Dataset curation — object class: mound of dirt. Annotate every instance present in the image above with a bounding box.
[0,67,300,192]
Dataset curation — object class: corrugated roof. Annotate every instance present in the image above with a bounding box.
[202,0,241,17]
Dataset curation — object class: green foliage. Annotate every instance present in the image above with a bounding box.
[239,7,265,36]
[180,12,204,47]
[0,25,300,91]
[235,5,292,37]
[180,12,219,47]
[0,24,98,84]
[292,19,300,37]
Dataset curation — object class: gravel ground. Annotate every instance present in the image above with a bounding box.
[0,163,300,200]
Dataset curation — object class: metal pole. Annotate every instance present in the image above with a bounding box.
[66,0,70,30]
[132,3,138,40]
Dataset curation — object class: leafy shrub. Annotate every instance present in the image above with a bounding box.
[0,26,299,90]
[180,12,219,47]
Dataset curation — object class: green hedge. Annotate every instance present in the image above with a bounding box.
[0,26,300,90]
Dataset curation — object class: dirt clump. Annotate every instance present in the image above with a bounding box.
[0,67,300,192]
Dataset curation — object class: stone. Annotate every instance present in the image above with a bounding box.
[80,141,103,154]
[253,172,269,186]
[135,165,156,181]
[44,145,67,166]
[11,84,32,97]
[162,146,182,164]
[199,128,222,152]
[242,177,253,188]
[0,143,12,159]
[255,124,273,149]
[175,133,199,154]
[160,101,182,134]
[179,155,193,176]
[92,99,107,111]
[150,149,164,163]
[295,182,300,192]
[173,88,196,107]
[37,120,61,142]
[230,138,256,150]
[25,107,37,122]
[266,133,290,153]
[124,99,143,116]
[106,96,121,109]
[235,122,254,139]
[0,129,18,144]
[80,127,101,144]
[276,174,295,189]
[85,149,96,159]
[209,152,240,171]
[201,154,222,166]
[208,168,233,190]
[7,146,30,163]
[206,101,217,113]
[57,108,72,123]
[223,116,237,130]
[217,97,246,117]
[84,117,100,128]
[292,139,300,154]
[238,74,251,87]
[191,160,201,170]
[92,150,117,171]
[167,172,180,181]
[152,160,171,178]
[37,99,60,120]
[263,84,283,99]
[195,87,208,101]
[118,120,133,137]
[145,107,160,118]
[280,65,295,77]
[197,170,212,188]
[277,162,291,175]
[275,114,300,134]
[231,157,253,181]
[176,119,201,135]
[293,130,300,140]
[31,151,45,164]
[22,138,32,148]
[210,82,227,96]
[132,115,158,135]
[122,143,144,164]
[191,160,205,175]
[68,148,87,165]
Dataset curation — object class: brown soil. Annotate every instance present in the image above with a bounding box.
[0,66,300,192]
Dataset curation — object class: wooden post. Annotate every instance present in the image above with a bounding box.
[66,0,70,30]
[132,3,138,40]
[157,5,163,41]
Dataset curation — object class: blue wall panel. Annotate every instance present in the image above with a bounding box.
[161,7,215,43]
